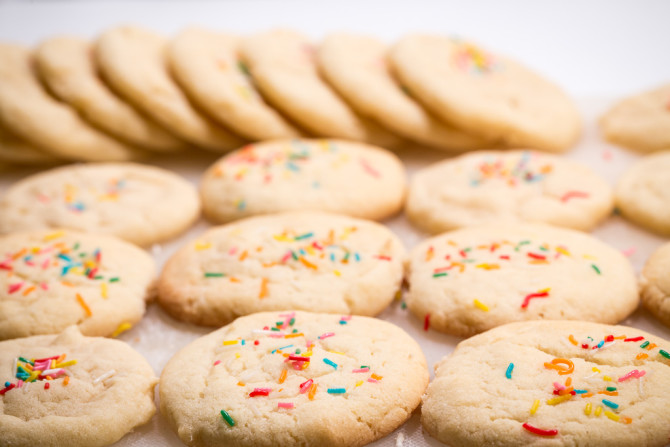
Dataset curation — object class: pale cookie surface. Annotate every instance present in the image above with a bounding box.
[95,26,244,152]
[615,151,670,236]
[406,150,613,234]
[600,84,670,153]
[0,163,200,247]
[318,33,491,151]
[0,43,144,162]
[422,320,670,447]
[0,125,61,165]
[0,230,155,340]
[169,27,301,141]
[240,30,403,148]
[406,223,638,337]
[201,139,406,223]
[0,326,157,447]
[640,242,670,328]
[390,35,581,153]
[160,311,428,447]
[35,36,185,152]
[158,212,404,326]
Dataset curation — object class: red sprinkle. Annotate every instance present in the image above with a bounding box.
[249,388,271,397]
[522,422,558,437]
[424,313,430,331]
[499,255,510,260]
[374,255,391,261]
[560,191,590,202]
[254,340,260,346]
[288,355,310,362]
[44,382,50,390]
[0,384,16,395]
[605,335,614,342]
[527,252,546,260]
[624,336,644,342]
[521,291,549,308]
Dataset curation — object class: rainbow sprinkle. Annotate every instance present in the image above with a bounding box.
[1,354,76,395]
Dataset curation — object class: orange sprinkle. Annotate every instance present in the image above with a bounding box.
[278,369,287,384]
[425,247,434,261]
[581,392,594,398]
[544,358,574,375]
[61,281,75,287]
[308,383,317,400]
[299,257,317,270]
[259,278,269,298]
[645,343,657,351]
[613,335,626,340]
[636,353,649,360]
[284,333,304,339]
[63,376,70,386]
[568,334,578,346]
[621,416,632,424]
[598,391,619,396]
[56,354,66,363]
[75,293,92,316]
[237,382,245,386]
[229,277,241,283]
[238,250,248,261]
[22,286,36,296]
[565,377,572,387]
[12,248,27,260]
[371,373,383,381]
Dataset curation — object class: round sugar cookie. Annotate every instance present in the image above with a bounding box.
[390,35,581,153]
[615,151,670,236]
[159,311,428,447]
[35,36,185,152]
[0,43,145,162]
[422,320,670,447]
[640,242,670,327]
[406,150,613,234]
[318,33,492,151]
[0,230,155,340]
[406,223,638,337]
[240,29,403,148]
[0,326,157,447]
[158,212,405,326]
[0,163,200,247]
[600,84,670,153]
[169,27,302,141]
[200,139,406,223]
[95,26,245,152]
[0,125,61,165]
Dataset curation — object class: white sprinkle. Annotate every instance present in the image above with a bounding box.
[582,371,599,380]
[93,369,116,384]
[638,376,645,398]
[396,432,405,447]
[23,382,30,393]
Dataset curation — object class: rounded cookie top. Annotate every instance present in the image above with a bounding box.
[317,33,491,152]
[0,230,155,340]
[615,151,670,236]
[169,27,301,141]
[240,29,403,148]
[158,212,405,326]
[159,311,428,447]
[422,320,670,447]
[0,326,157,447]
[0,43,145,162]
[600,84,670,153]
[406,223,638,337]
[35,36,184,152]
[0,125,61,165]
[390,35,581,153]
[0,162,200,247]
[200,139,406,223]
[95,25,245,152]
[406,150,613,234]
[640,242,670,328]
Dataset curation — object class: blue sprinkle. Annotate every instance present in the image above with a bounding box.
[241,340,245,346]
[505,363,514,379]
[339,320,347,325]
[299,249,306,256]
[4,381,9,387]
[323,358,338,369]
[236,200,246,211]
[354,253,360,262]
[602,399,619,410]
[327,387,346,394]
[61,266,71,276]
[574,389,588,394]
[285,161,300,172]
[277,344,294,351]
[597,340,604,349]
[330,253,335,262]
[57,253,72,262]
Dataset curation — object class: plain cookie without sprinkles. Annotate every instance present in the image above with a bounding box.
[640,242,670,328]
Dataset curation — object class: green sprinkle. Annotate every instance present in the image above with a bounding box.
[606,387,617,392]
[432,272,448,278]
[204,272,225,278]
[539,245,549,251]
[292,328,298,333]
[515,240,531,251]
[401,301,407,309]
[360,365,369,369]
[220,409,235,427]
[109,277,120,282]
[660,350,670,360]
[463,247,472,252]
[289,318,295,326]
[294,232,314,240]
[291,251,298,261]
[276,321,283,327]
[237,60,250,76]
[73,242,80,250]
[18,357,30,364]
[94,275,103,280]
[79,252,86,257]
[327,388,346,394]
[270,327,279,331]
[640,341,650,349]
[295,348,301,354]
[591,264,601,275]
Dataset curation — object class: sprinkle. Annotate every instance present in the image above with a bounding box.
[547,394,572,405]
[109,277,120,283]
[63,376,70,386]
[624,336,643,342]
[636,353,648,360]
[353,367,370,373]
[505,363,514,379]
[602,399,619,410]
[194,241,212,251]
[591,264,601,275]
[93,369,116,384]
[294,232,314,241]
[327,388,346,394]
[603,376,612,381]
[521,289,550,308]
[618,370,646,382]
[568,334,578,346]
[111,322,132,337]
[522,423,557,437]
[249,388,271,397]
[604,410,620,422]
[530,399,540,415]
[223,340,238,346]
[544,358,574,375]
[220,409,235,427]
[75,293,92,316]
[660,350,670,359]
[432,272,448,278]
[278,402,294,409]
[595,406,603,416]
[584,402,593,415]
[278,369,287,384]
[204,272,225,278]
[323,358,338,369]
[560,191,590,202]
[360,158,380,178]
[8,283,23,294]
[299,379,313,394]
[424,313,430,331]
[299,257,317,270]
[308,383,317,400]
[44,382,50,389]
[44,231,65,241]
[259,278,269,298]
[474,299,489,311]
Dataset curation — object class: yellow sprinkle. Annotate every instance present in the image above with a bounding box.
[28,371,40,381]
[556,247,572,257]
[603,376,612,381]
[475,263,499,270]
[538,287,551,293]
[333,270,341,277]
[473,299,489,312]
[111,323,133,338]
[546,395,572,405]
[235,353,241,359]
[530,399,540,415]
[305,246,315,255]
[273,235,291,242]
[43,231,65,241]
[582,254,597,260]
[100,283,108,299]
[223,340,238,346]
[584,403,592,415]
[592,367,601,373]
[604,410,620,422]
[355,380,364,387]
[194,241,212,251]
[595,406,603,416]
[303,352,313,357]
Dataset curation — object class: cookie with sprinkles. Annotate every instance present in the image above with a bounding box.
[615,151,670,236]
[406,223,638,337]
[640,242,670,328]
[600,83,670,153]
[0,325,157,447]
[200,139,406,223]
[157,212,404,326]
[159,311,428,447]
[0,162,200,247]
[390,34,581,153]
[422,320,670,447]
[0,230,155,340]
[406,150,613,234]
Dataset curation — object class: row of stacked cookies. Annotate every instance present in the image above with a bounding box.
[4,24,658,168]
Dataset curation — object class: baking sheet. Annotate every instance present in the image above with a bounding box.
[1,98,668,446]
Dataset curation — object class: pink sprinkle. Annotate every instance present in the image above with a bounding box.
[618,369,646,382]
[8,283,23,294]
[40,282,49,291]
[299,379,313,393]
[41,259,50,269]
[553,382,565,391]
[621,247,636,258]
[16,380,23,388]
[0,261,12,270]
[367,378,379,383]
[305,340,313,349]
[340,315,352,321]
[560,191,590,203]
[280,252,292,263]
[213,360,221,366]
[602,149,613,161]
[228,247,238,255]
[319,332,334,340]
[360,158,380,178]
[25,260,35,266]
[278,402,294,409]
[292,361,305,370]
[352,368,370,373]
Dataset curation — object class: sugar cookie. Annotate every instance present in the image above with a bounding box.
[640,242,670,327]
[95,26,245,152]
[0,326,157,447]
[159,311,428,447]
[391,35,581,152]
[406,150,613,234]
[422,320,670,446]
[0,163,200,247]
[158,212,404,326]
[0,230,155,340]
[406,223,638,337]
[201,139,406,223]
[0,125,61,165]
[169,27,301,141]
